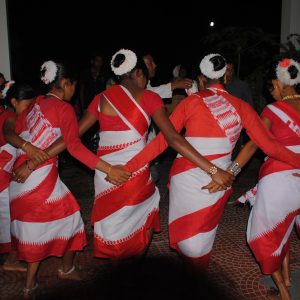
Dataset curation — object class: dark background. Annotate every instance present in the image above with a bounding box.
[6,0,282,86]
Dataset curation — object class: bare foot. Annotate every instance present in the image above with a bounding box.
[58,266,83,281]
[23,283,38,299]
[284,276,292,288]
[267,287,281,300]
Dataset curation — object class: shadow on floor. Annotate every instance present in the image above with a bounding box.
[38,256,232,300]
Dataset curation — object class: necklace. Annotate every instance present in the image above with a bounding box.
[282,94,300,101]
[46,93,62,100]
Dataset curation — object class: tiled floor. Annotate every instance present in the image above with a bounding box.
[1,155,299,299]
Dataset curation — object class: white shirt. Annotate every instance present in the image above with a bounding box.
[146,81,172,99]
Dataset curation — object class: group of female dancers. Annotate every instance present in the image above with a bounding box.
[0,49,299,300]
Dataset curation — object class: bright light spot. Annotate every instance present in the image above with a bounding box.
[210,21,215,27]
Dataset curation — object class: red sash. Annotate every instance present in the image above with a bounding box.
[273,101,300,135]
[102,85,149,136]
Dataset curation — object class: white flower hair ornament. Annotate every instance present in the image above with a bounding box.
[199,53,227,79]
[111,49,137,76]
[1,81,15,98]
[276,58,300,86]
[40,60,58,84]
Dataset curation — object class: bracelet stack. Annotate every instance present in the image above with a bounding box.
[107,165,112,175]
[21,141,29,151]
[228,161,241,176]
[207,165,218,176]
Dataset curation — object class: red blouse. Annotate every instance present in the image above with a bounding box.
[0,109,15,146]
[17,95,100,170]
[262,101,300,146]
[126,84,300,172]
[87,89,163,131]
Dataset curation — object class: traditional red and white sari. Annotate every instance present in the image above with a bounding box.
[0,109,16,254]
[126,84,300,269]
[89,85,161,259]
[168,88,241,269]
[246,101,300,274]
[9,96,89,262]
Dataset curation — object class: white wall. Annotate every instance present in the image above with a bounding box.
[281,0,300,48]
[0,0,11,80]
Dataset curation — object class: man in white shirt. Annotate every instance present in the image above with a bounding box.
[143,53,194,182]
[143,54,194,98]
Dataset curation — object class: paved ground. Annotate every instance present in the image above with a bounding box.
[0,153,299,300]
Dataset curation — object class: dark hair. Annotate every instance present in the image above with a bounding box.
[5,83,37,107]
[112,51,148,83]
[41,61,78,90]
[288,64,298,80]
[210,55,227,72]
[0,73,4,79]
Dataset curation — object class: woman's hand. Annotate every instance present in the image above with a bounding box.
[202,181,226,193]
[23,143,50,164]
[12,161,32,183]
[210,168,235,189]
[202,168,234,193]
[105,165,131,185]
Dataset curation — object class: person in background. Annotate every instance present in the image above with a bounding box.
[79,52,108,152]
[125,53,300,272]
[143,53,193,100]
[224,59,254,160]
[79,53,107,113]
[168,64,198,115]
[143,53,194,182]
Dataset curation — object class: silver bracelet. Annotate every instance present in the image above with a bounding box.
[228,161,241,176]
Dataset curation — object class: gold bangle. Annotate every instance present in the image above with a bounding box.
[107,165,112,175]
[21,141,28,150]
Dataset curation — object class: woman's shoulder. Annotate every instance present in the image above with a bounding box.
[142,89,162,100]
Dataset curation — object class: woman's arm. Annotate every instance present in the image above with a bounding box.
[234,117,271,167]
[59,105,130,184]
[202,116,272,193]
[124,101,234,188]
[41,111,98,159]
[3,116,49,164]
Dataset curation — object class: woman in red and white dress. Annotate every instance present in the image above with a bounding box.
[233,58,300,300]
[0,83,42,272]
[3,61,131,298]
[85,50,235,260]
[125,54,300,271]
[14,50,234,262]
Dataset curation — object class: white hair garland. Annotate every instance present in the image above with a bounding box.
[276,58,300,86]
[111,49,137,76]
[199,53,226,79]
[40,60,58,84]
